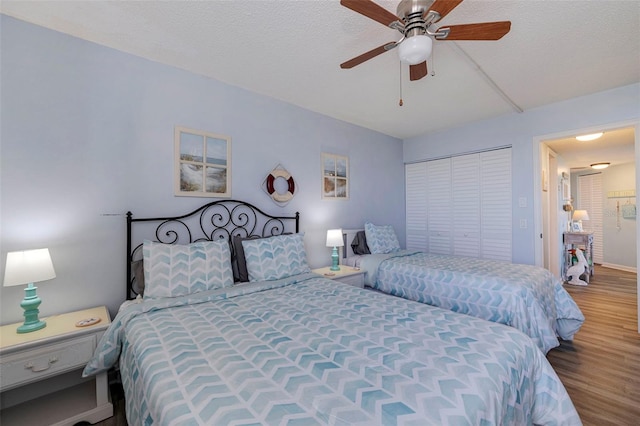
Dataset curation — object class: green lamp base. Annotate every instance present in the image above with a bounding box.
[17,283,47,334]
[330,246,341,271]
[17,320,46,334]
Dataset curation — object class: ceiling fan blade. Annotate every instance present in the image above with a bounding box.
[438,21,511,40]
[340,42,396,69]
[409,62,428,81]
[427,0,464,21]
[341,0,401,27]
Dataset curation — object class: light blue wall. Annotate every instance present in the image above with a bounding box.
[0,16,404,323]
[570,162,637,269]
[601,163,636,268]
[404,83,640,264]
[3,15,638,325]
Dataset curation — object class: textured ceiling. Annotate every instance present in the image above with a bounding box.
[1,0,639,140]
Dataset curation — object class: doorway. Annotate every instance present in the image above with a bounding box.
[533,120,639,332]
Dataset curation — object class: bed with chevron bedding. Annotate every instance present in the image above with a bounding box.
[82,201,581,425]
[344,225,585,354]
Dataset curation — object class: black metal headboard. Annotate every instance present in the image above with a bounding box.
[126,199,299,299]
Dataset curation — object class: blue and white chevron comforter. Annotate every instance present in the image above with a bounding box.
[84,274,581,425]
[360,251,585,354]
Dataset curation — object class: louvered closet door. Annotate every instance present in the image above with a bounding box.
[427,158,452,254]
[405,162,428,251]
[405,148,512,260]
[452,155,481,257]
[578,173,603,263]
[480,149,512,261]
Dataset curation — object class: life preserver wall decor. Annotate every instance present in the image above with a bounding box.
[262,165,296,206]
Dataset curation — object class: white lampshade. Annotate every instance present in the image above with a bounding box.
[398,35,432,65]
[4,248,56,287]
[326,229,344,247]
[572,210,590,222]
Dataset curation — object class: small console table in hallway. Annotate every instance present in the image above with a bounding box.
[563,232,594,283]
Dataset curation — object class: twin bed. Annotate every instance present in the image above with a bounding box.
[343,227,585,354]
[83,201,581,425]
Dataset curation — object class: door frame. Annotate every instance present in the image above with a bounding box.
[546,150,560,276]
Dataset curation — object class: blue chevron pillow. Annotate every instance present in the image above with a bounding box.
[364,222,401,254]
[143,239,233,299]
[242,233,311,282]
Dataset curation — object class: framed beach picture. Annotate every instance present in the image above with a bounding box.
[322,153,348,199]
[174,126,231,197]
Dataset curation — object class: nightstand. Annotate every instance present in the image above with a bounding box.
[0,306,113,426]
[313,266,365,288]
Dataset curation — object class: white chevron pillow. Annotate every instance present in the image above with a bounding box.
[364,222,401,254]
[242,233,311,282]
[143,239,233,299]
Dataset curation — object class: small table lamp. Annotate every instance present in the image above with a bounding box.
[326,229,344,271]
[3,248,56,333]
[572,210,590,231]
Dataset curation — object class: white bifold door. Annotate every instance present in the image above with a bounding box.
[577,173,603,264]
[405,147,512,261]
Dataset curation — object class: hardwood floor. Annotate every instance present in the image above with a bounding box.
[547,265,640,425]
[97,265,639,426]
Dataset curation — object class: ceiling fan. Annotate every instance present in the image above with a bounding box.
[340,0,511,81]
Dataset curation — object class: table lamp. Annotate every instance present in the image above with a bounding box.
[326,229,344,271]
[572,210,590,231]
[3,248,56,333]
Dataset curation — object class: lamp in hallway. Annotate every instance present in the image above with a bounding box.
[572,210,590,232]
[326,229,344,271]
[3,248,56,333]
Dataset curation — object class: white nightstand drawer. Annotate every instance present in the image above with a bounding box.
[0,334,95,391]
[336,273,365,288]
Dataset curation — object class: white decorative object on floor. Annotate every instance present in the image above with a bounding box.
[566,248,588,286]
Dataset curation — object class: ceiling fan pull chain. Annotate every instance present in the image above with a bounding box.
[430,48,436,76]
[399,61,404,106]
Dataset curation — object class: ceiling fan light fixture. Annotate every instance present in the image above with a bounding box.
[398,35,432,65]
[590,162,610,170]
[576,132,603,142]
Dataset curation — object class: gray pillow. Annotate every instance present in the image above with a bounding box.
[351,231,371,255]
[232,235,264,282]
[131,259,145,296]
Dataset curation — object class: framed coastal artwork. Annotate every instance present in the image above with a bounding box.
[174,126,231,197]
[322,153,348,199]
